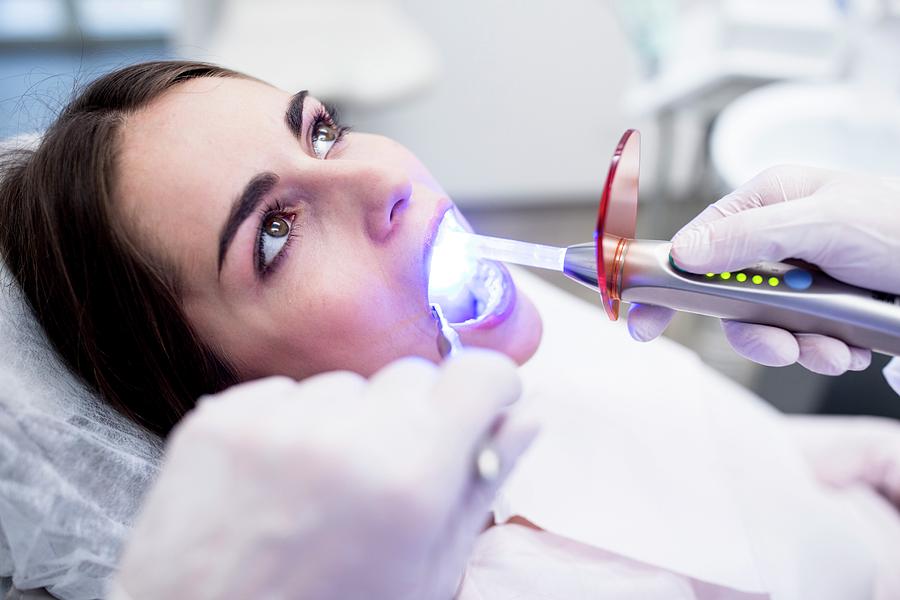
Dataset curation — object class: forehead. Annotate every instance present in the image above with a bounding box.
[114,77,293,280]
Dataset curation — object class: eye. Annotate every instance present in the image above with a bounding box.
[312,121,339,158]
[259,212,294,271]
[308,103,349,159]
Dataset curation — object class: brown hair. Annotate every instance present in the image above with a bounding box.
[0,61,245,437]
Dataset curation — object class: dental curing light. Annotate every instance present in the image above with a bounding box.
[442,129,900,356]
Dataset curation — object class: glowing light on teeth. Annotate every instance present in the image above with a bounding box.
[428,230,477,297]
[428,210,569,324]
[427,210,508,325]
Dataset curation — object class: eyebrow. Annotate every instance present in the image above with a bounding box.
[216,90,308,275]
[285,90,308,138]
[217,172,279,274]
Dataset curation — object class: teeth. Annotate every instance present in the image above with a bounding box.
[446,260,504,325]
[427,209,506,325]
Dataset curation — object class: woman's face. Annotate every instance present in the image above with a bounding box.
[114,76,541,380]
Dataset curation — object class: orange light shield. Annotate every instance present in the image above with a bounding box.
[595,129,640,320]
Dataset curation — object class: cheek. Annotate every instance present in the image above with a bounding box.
[275,260,434,376]
[321,253,421,320]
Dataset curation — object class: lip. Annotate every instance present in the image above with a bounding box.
[422,201,517,330]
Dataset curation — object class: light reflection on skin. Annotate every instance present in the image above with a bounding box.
[113,76,542,381]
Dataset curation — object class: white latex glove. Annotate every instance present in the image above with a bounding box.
[787,415,900,510]
[108,350,538,600]
[628,166,900,378]
[885,358,900,397]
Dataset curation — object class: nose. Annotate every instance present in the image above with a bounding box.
[320,160,413,243]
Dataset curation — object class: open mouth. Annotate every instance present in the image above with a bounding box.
[427,208,513,326]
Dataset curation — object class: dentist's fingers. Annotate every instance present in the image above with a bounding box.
[626,303,675,342]
[668,164,836,276]
[435,407,540,600]
[720,322,871,374]
[185,374,367,440]
[431,349,523,443]
[283,370,368,406]
[195,375,297,411]
[455,408,540,532]
[795,334,871,376]
[366,356,439,405]
[655,166,896,376]
[885,358,900,396]
[671,165,831,233]
[457,408,540,520]
[721,320,799,367]
[427,349,536,573]
[849,346,874,372]
[670,195,827,275]
[426,349,531,509]
[480,410,540,487]
[642,166,831,355]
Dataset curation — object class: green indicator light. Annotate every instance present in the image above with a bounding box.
[752,275,763,285]
[720,272,732,280]
[706,273,715,278]
[768,277,780,287]
[736,273,747,282]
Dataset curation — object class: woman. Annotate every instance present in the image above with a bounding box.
[1,61,899,599]
[0,61,539,438]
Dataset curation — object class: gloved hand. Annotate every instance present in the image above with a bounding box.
[786,415,900,509]
[628,166,900,377]
[108,350,538,600]
[885,358,900,397]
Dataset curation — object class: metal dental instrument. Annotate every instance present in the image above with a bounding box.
[448,129,900,357]
[431,303,463,358]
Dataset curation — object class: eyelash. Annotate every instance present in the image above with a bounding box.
[310,103,351,157]
[255,105,349,278]
[256,199,298,277]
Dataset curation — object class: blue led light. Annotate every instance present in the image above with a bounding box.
[428,211,479,296]
[427,209,508,324]
[784,268,813,290]
[427,210,483,322]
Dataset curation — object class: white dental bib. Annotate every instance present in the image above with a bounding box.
[489,269,876,599]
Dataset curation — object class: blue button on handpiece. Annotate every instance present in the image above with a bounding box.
[784,268,813,290]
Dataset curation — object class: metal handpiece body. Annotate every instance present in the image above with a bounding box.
[564,241,900,357]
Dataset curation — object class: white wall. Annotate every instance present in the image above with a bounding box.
[342,1,647,207]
